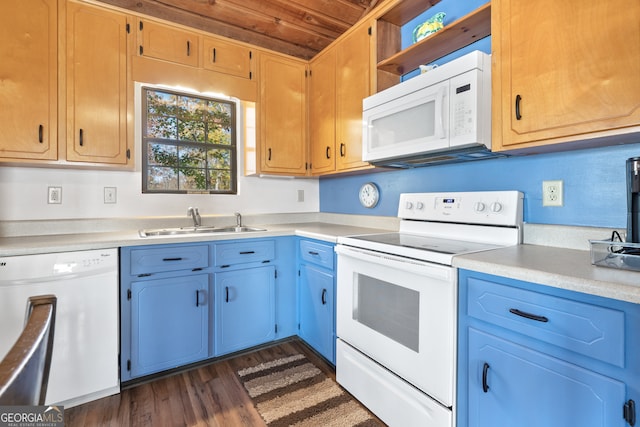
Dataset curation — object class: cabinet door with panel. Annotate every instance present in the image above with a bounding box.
[66,2,130,165]
[297,239,336,363]
[299,264,335,363]
[335,24,371,172]
[492,0,640,151]
[130,274,209,378]
[468,328,626,427]
[258,53,308,175]
[214,266,276,355]
[309,49,336,174]
[137,19,199,67]
[308,23,371,175]
[0,0,57,161]
[203,37,253,79]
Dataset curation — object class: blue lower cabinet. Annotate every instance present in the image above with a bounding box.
[298,264,335,363]
[130,274,209,378]
[467,328,625,427]
[458,269,640,427]
[297,238,336,364]
[214,266,276,355]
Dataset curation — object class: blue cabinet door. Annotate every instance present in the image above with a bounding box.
[468,328,627,427]
[215,266,275,355]
[299,263,335,363]
[130,274,209,377]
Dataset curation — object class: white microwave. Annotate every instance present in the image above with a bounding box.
[362,51,498,168]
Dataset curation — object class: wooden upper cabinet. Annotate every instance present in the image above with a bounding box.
[493,0,640,151]
[0,0,57,161]
[308,23,371,175]
[335,25,371,172]
[66,2,130,165]
[203,37,253,79]
[258,53,308,176]
[309,49,336,174]
[138,19,200,67]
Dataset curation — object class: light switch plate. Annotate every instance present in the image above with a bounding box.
[104,187,117,204]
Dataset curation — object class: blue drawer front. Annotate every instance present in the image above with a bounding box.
[299,240,334,269]
[130,245,209,275]
[467,277,625,367]
[214,240,275,266]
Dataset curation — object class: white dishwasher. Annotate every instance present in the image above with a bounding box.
[0,248,119,407]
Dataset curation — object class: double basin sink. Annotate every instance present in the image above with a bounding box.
[139,225,266,238]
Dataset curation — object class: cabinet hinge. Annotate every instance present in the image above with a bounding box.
[139,46,143,55]
[127,289,131,300]
[297,323,300,330]
[126,148,131,159]
[249,71,252,80]
[275,324,278,334]
[139,21,143,31]
[126,23,130,34]
[249,51,252,59]
[368,26,372,36]
[127,359,131,371]
[298,269,300,277]
[624,399,636,426]
[274,270,278,279]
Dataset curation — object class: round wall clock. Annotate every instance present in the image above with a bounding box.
[359,182,380,208]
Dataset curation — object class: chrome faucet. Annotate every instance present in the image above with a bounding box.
[234,212,242,228]
[187,207,201,227]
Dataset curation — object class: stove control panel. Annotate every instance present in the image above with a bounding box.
[398,191,524,226]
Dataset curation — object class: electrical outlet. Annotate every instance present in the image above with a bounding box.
[297,189,304,202]
[48,186,62,204]
[542,180,563,207]
[104,187,117,204]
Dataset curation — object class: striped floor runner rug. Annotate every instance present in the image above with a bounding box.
[236,353,385,427]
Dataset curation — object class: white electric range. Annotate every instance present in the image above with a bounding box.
[335,191,524,427]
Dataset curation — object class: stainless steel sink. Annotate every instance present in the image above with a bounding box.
[211,226,267,233]
[138,226,266,237]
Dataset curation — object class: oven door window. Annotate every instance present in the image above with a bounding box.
[354,274,419,352]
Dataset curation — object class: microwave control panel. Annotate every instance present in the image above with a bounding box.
[449,69,491,147]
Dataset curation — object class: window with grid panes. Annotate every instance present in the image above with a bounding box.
[142,87,237,194]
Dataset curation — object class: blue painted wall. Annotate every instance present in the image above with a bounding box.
[320,142,640,228]
[320,0,640,228]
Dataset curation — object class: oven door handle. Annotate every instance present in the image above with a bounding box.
[335,245,451,280]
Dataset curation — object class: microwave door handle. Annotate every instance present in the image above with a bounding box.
[435,86,447,139]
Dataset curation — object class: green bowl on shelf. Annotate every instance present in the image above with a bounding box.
[412,12,446,43]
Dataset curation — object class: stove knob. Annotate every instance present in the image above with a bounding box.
[475,202,486,212]
[416,202,424,210]
[490,202,503,213]
[405,201,414,210]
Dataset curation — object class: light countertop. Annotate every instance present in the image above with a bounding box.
[453,244,640,305]
[0,222,389,257]
[2,218,639,305]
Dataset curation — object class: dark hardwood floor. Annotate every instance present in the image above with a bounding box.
[65,340,339,426]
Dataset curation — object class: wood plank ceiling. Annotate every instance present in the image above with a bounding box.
[95,0,383,60]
